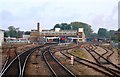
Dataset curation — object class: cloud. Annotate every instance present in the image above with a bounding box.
[91,5,118,32]
[1,0,119,32]
[1,10,18,21]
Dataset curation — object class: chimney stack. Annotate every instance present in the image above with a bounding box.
[37,22,40,32]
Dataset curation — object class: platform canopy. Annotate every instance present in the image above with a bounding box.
[68,37,82,39]
[46,37,60,39]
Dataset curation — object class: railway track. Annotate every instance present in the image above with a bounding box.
[1,47,18,74]
[0,43,57,77]
[43,48,76,77]
[85,45,120,69]
[58,48,120,76]
[100,46,114,62]
[90,45,114,63]
[66,52,120,76]
[1,42,119,76]
[51,44,120,76]
[61,51,116,76]
[98,47,110,63]
[84,45,120,76]
[1,46,39,77]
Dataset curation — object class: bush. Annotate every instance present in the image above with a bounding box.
[118,43,120,48]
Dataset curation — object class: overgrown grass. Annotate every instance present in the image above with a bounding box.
[70,49,87,59]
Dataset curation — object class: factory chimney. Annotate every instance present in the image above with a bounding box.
[37,22,40,32]
[37,22,42,32]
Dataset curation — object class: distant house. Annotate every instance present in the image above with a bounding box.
[5,37,30,43]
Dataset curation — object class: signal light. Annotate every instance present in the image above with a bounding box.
[62,37,65,40]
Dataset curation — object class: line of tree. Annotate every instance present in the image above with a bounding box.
[53,21,118,42]
[4,26,19,38]
[97,28,118,42]
[4,26,31,38]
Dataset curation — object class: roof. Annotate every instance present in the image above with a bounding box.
[0,29,4,31]
[0,30,4,34]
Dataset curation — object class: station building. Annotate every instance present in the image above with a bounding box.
[30,23,86,43]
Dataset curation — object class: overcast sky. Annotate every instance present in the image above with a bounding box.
[0,0,119,32]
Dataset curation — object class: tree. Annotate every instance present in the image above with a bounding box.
[4,31,9,37]
[70,22,93,37]
[53,21,93,37]
[115,28,120,43]
[109,30,117,41]
[8,26,18,37]
[4,26,19,38]
[116,28,120,48]
[24,31,31,35]
[118,28,120,42]
[8,26,16,31]
[90,33,98,41]
[53,24,61,30]
[98,28,108,38]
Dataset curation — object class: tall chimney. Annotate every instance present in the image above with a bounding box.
[37,22,40,32]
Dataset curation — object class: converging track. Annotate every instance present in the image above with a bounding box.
[1,47,18,74]
[85,45,120,69]
[84,45,120,76]
[100,46,114,62]
[51,44,120,76]
[43,48,76,77]
[1,43,57,77]
[1,43,119,76]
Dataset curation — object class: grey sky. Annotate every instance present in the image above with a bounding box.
[0,0,119,32]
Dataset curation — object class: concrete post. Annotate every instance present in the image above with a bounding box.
[70,56,74,65]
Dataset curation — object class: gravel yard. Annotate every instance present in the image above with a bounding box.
[25,48,52,75]
[1,43,119,76]
[53,48,104,75]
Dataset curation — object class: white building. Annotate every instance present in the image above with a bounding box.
[5,37,30,43]
[0,29,4,47]
[23,34,30,40]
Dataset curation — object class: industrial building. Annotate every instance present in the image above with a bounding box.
[30,22,86,43]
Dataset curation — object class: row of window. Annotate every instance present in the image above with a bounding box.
[42,30,77,33]
[41,32,76,34]
[40,32,76,35]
